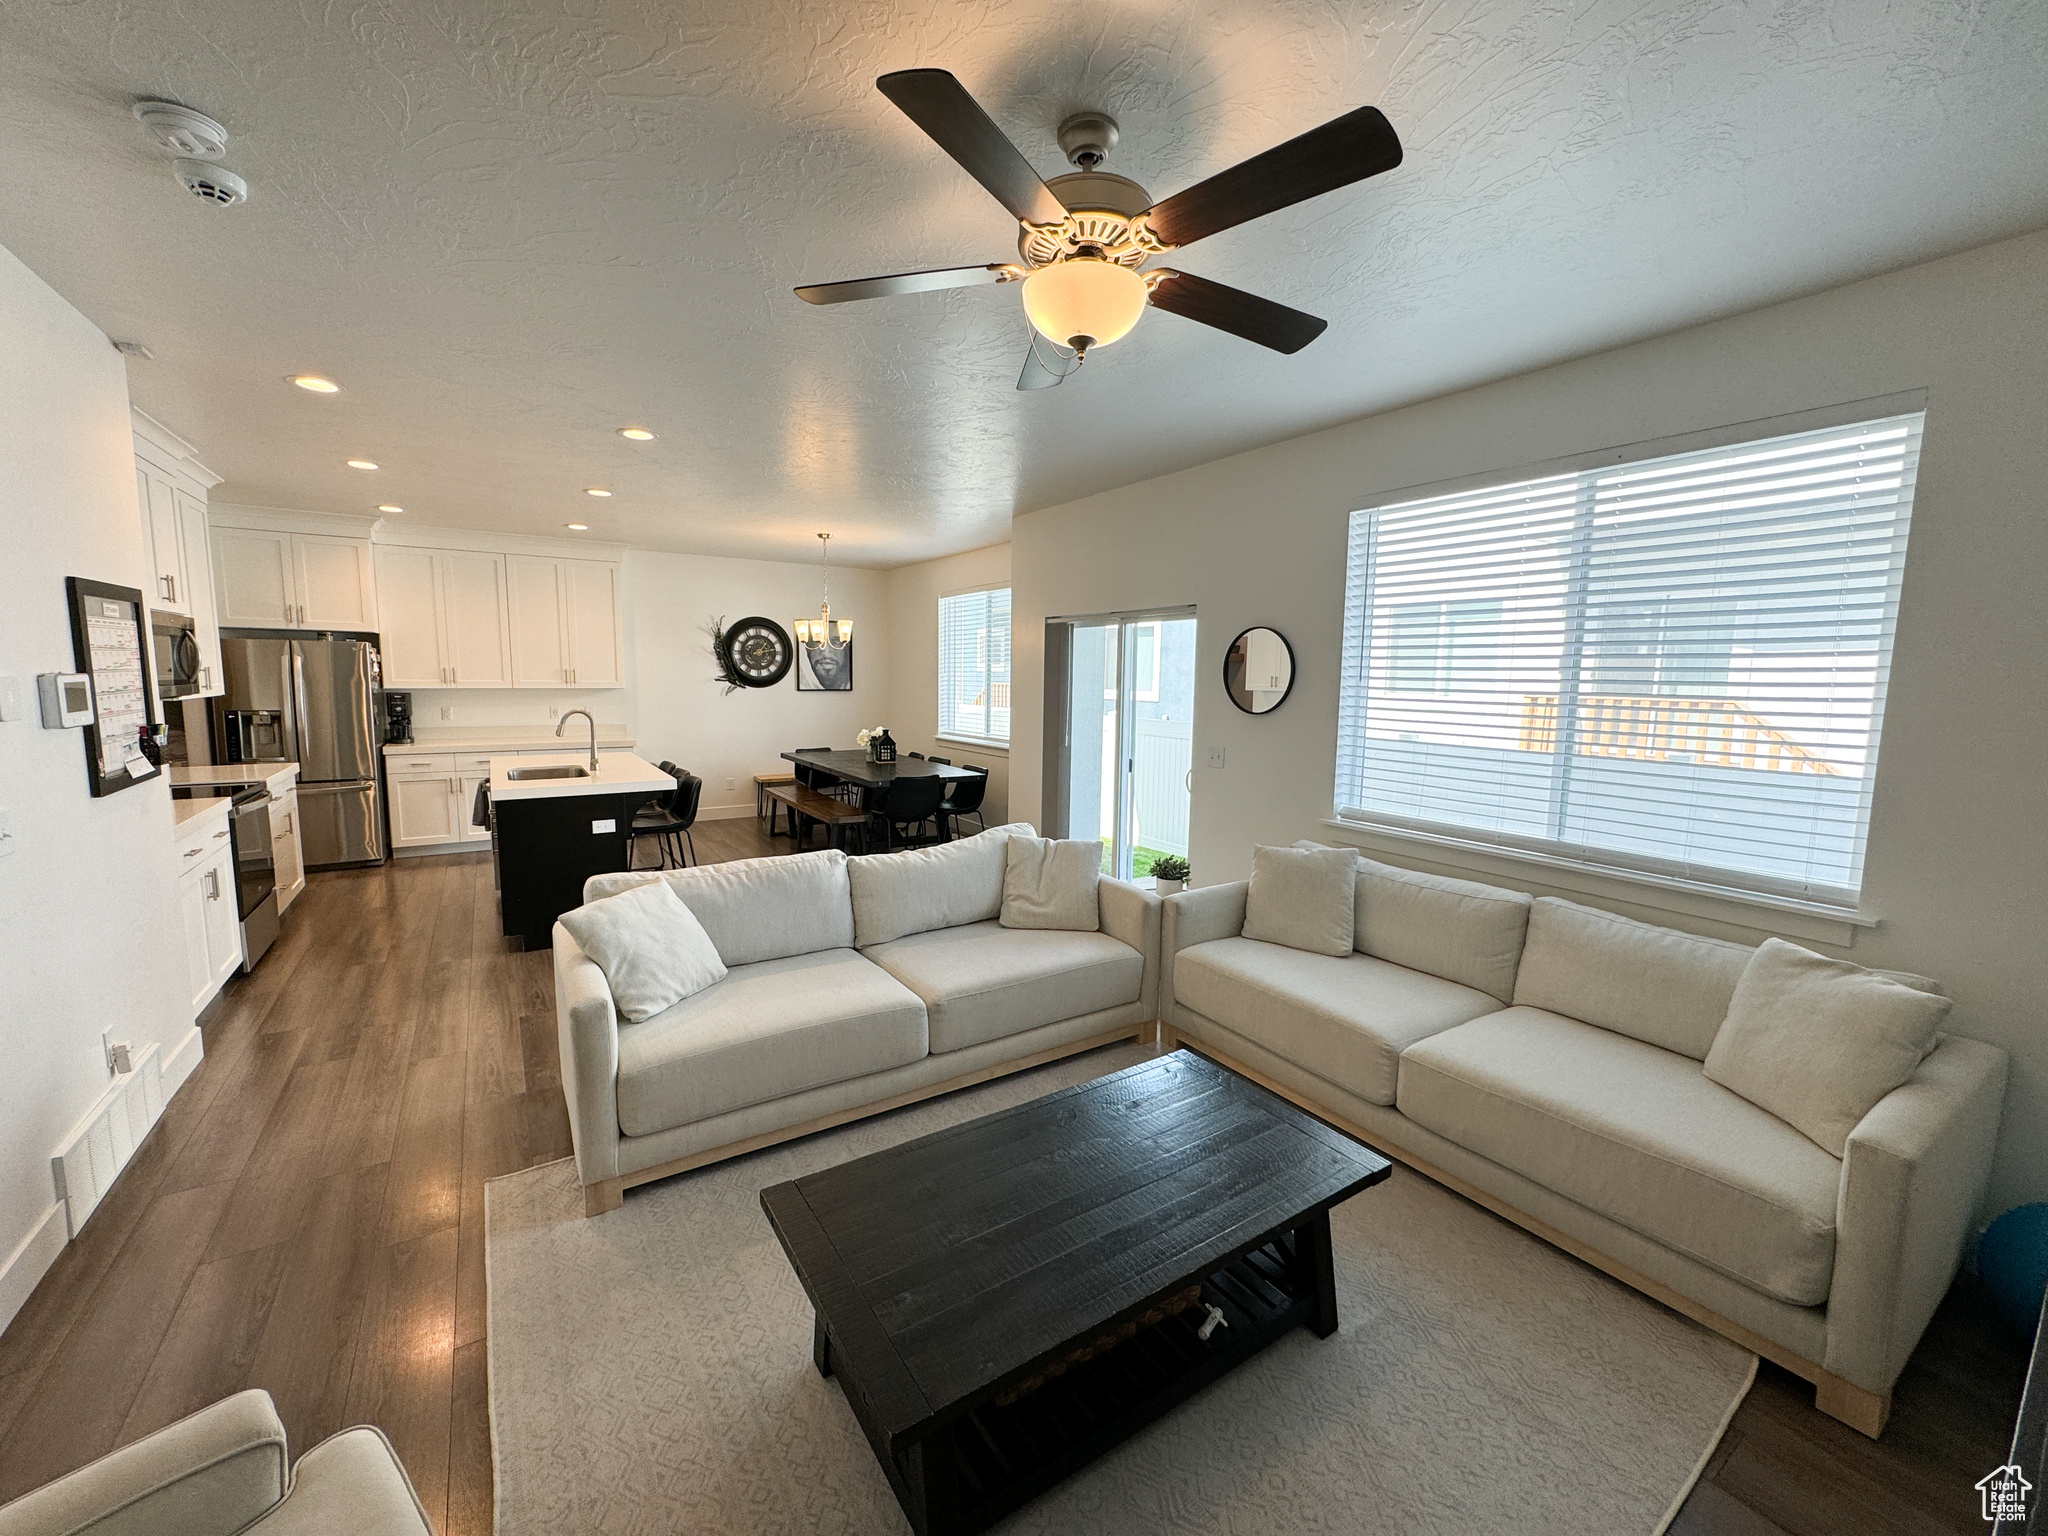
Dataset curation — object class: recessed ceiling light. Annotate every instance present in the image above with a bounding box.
[290,374,341,393]
[346,458,379,470]
[565,522,589,531]
[617,427,655,441]
[584,487,613,497]
[376,504,404,514]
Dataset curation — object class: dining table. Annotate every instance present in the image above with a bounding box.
[779,748,983,844]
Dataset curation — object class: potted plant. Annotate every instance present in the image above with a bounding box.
[1150,854,1191,895]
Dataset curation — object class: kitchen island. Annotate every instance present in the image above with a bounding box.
[489,750,673,949]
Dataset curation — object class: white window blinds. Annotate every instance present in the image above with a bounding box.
[939,587,1012,743]
[1335,411,1923,906]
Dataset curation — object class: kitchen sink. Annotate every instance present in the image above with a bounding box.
[505,764,592,780]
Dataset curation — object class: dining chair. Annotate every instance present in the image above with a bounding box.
[906,751,925,759]
[942,764,990,836]
[631,766,700,868]
[925,756,951,765]
[868,774,948,852]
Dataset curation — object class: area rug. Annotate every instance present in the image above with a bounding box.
[485,1044,1755,1535]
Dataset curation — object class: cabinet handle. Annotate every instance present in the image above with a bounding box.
[206,869,219,900]
[183,847,204,860]
[214,829,231,840]
[168,574,177,603]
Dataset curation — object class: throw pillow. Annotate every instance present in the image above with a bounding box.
[1000,836,1101,931]
[1703,937,1951,1156]
[558,879,728,1023]
[1242,844,1358,957]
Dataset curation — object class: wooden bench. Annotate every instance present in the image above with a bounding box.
[754,773,796,819]
[763,782,869,851]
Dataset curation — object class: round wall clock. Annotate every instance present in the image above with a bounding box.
[719,616,794,688]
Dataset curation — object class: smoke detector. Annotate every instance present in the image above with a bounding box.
[133,100,228,160]
[175,159,248,207]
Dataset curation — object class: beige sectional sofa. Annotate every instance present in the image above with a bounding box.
[1162,858,2007,1436]
[557,825,1160,1215]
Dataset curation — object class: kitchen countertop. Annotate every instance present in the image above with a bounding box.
[488,751,673,802]
[384,728,634,755]
[171,796,233,831]
[170,764,300,789]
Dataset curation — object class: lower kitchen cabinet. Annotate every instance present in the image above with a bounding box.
[178,832,242,1015]
[271,787,306,911]
[390,768,464,848]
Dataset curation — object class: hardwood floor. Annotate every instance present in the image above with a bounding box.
[0,810,2024,1533]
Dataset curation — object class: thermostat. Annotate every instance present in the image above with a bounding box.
[38,673,94,729]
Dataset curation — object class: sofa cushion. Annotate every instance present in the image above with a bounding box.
[1511,897,1753,1059]
[556,880,727,1023]
[1242,845,1357,957]
[615,948,926,1135]
[863,919,1142,1054]
[1175,936,1502,1105]
[1398,1007,1842,1305]
[848,822,1034,948]
[1000,836,1101,931]
[591,849,854,969]
[1705,938,1953,1156]
[1294,843,1532,1002]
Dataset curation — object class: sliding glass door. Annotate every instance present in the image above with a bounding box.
[1051,610,1196,880]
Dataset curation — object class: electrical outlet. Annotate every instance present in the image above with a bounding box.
[1205,746,1226,769]
[548,706,560,720]
[439,705,453,722]
[725,776,737,792]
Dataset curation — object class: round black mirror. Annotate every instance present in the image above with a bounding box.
[1224,627,1294,714]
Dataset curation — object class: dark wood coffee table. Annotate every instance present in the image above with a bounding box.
[760,1049,1391,1536]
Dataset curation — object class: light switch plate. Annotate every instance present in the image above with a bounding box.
[1205,746,1226,769]
[0,676,22,722]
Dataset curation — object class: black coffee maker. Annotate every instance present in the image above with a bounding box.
[382,691,413,745]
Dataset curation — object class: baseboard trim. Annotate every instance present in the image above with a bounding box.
[585,1022,1150,1217]
[0,1202,67,1337]
[1161,1026,1892,1439]
[162,1023,205,1098]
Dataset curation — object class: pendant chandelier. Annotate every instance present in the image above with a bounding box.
[793,532,852,651]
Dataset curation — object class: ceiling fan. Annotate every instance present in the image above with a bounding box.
[795,69,1403,390]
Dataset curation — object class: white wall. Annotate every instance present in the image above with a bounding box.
[1012,228,2048,1215]
[626,549,890,819]
[884,543,1013,826]
[0,245,194,1328]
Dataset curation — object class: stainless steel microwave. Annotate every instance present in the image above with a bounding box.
[151,610,203,700]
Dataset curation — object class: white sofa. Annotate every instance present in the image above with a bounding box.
[0,1391,429,1536]
[1161,858,2007,1437]
[557,824,1161,1215]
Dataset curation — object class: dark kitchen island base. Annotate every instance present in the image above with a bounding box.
[493,790,657,949]
[761,1051,1391,1536]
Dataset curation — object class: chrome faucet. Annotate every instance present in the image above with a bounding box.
[556,709,599,773]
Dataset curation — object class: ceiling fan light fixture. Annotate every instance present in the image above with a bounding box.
[1021,255,1147,352]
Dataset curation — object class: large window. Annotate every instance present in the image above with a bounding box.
[1334,410,1924,906]
[939,587,1012,744]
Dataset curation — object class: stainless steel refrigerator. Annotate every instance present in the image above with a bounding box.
[215,635,387,867]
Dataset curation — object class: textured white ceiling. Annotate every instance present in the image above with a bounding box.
[1,0,2043,565]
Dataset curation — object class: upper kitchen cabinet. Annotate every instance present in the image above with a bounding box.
[375,546,513,688]
[133,412,224,697]
[507,555,623,687]
[212,511,378,632]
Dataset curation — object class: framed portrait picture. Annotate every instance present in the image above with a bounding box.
[795,638,853,691]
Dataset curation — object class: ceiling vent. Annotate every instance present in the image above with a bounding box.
[133,100,228,160]
[174,159,248,207]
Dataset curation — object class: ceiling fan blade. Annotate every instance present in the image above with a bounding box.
[795,264,1015,305]
[1017,343,1063,390]
[877,69,1069,228]
[1141,105,1402,249]
[1145,270,1328,353]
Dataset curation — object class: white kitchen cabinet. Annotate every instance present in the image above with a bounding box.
[373,548,512,687]
[506,555,623,687]
[176,819,241,1015]
[135,423,225,698]
[456,771,493,843]
[215,526,376,631]
[200,845,242,994]
[389,763,463,848]
[271,786,306,912]
[373,548,446,688]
